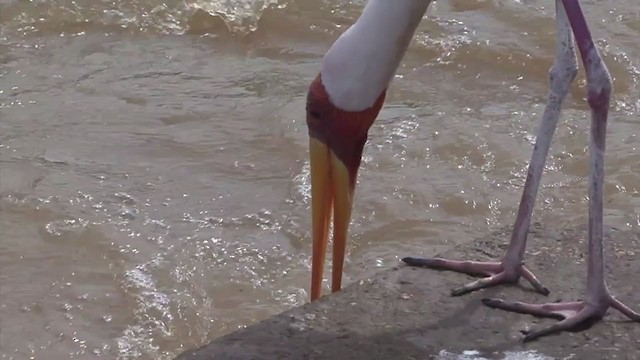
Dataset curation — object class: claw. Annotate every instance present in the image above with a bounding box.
[402,258,549,296]
[521,266,551,296]
[451,272,507,297]
[482,298,579,320]
[523,308,597,342]
[483,295,640,342]
[401,257,501,277]
[610,296,640,322]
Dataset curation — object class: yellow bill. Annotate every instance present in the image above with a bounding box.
[309,137,355,301]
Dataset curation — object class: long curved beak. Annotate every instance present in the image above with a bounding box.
[309,137,358,301]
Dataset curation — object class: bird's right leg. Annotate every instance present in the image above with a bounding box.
[403,1,579,297]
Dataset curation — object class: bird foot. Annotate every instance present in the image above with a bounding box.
[482,294,640,342]
[401,257,550,296]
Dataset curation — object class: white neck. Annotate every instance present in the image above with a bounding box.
[320,0,431,112]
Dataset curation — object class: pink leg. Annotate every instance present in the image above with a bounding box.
[404,0,580,297]
[483,0,640,342]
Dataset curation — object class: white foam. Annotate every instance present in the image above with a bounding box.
[436,349,561,360]
[117,257,173,359]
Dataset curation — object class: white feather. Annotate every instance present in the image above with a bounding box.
[320,0,431,111]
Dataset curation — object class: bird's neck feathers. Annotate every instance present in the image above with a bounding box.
[319,0,431,112]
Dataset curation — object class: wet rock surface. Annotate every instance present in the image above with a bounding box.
[176,223,640,359]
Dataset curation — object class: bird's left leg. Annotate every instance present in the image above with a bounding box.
[402,0,578,297]
[483,0,640,342]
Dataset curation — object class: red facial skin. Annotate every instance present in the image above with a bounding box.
[305,74,386,187]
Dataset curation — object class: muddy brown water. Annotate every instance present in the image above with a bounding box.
[0,0,638,359]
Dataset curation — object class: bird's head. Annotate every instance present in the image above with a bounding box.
[306,74,385,301]
[304,0,430,301]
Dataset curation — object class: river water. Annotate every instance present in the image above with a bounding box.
[0,0,638,358]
